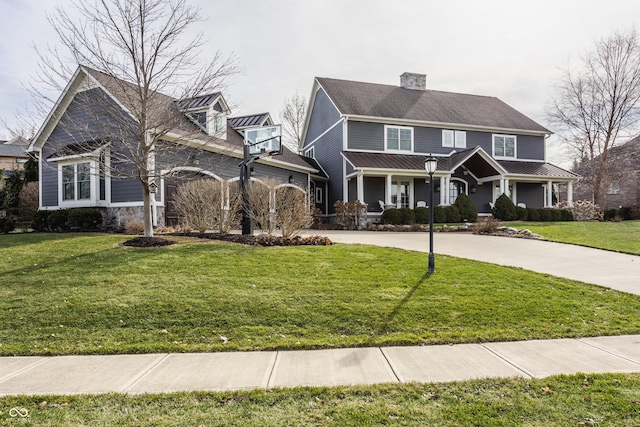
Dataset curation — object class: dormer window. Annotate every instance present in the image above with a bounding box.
[177,93,229,140]
[191,111,207,128]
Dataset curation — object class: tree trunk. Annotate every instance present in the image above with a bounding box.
[142,185,154,237]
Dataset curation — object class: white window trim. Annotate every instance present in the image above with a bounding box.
[442,129,466,148]
[315,186,323,204]
[492,134,517,159]
[58,159,98,208]
[384,125,414,153]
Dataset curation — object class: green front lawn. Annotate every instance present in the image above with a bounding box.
[515,220,640,255]
[1,374,638,426]
[1,233,639,356]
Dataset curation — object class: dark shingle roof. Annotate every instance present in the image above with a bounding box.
[0,144,28,157]
[317,77,550,134]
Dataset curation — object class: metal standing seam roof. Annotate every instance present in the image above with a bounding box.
[174,93,222,111]
[228,113,270,128]
[342,150,579,180]
[316,77,551,134]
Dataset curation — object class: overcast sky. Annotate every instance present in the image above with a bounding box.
[1,0,639,165]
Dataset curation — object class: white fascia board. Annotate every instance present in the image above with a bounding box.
[449,146,509,175]
[357,167,447,177]
[504,174,580,183]
[345,115,550,137]
[340,152,357,170]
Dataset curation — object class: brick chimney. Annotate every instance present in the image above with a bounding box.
[400,72,426,90]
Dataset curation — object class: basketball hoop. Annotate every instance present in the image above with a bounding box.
[244,125,282,158]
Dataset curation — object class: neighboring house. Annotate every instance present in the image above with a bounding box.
[571,135,640,210]
[301,72,579,217]
[0,136,30,179]
[27,65,321,228]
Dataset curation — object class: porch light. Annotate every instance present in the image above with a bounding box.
[424,155,437,273]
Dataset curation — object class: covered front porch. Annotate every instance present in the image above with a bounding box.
[342,148,580,217]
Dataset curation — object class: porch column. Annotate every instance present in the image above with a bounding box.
[386,174,393,206]
[503,179,510,197]
[499,179,505,196]
[356,173,364,204]
[439,176,446,206]
[567,182,574,207]
[546,181,553,207]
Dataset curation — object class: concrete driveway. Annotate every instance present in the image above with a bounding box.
[304,230,640,295]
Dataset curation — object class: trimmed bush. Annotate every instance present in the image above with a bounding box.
[560,209,574,221]
[47,209,70,232]
[398,207,415,225]
[68,208,103,231]
[604,209,617,221]
[0,217,15,234]
[32,210,52,231]
[381,208,401,225]
[516,206,528,221]
[492,194,517,221]
[538,208,553,222]
[454,193,477,222]
[526,208,540,221]
[433,206,447,223]
[617,207,632,220]
[414,206,429,224]
[445,205,462,223]
[550,209,563,222]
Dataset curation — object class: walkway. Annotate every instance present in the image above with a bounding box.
[1,335,640,396]
[305,230,640,294]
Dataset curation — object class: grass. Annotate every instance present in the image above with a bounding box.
[514,220,640,255]
[1,233,640,356]
[0,373,639,426]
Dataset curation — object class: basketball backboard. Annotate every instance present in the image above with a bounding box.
[244,124,282,157]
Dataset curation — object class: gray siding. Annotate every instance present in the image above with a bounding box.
[364,177,385,211]
[111,179,142,203]
[470,183,493,213]
[517,182,544,208]
[304,88,341,145]
[156,142,238,180]
[348,121,383,151]
[517,135,545,161]
[252,163,307,186]
[41,155,58,207]
[313,123,344,213]
[347,178,356,202]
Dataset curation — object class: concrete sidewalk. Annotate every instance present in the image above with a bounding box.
[305,231,640,295]
[1,335,640,396]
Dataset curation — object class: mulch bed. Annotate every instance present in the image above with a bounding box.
[122,237,178,247]
[170,233,333,246]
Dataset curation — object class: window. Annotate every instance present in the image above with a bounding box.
[385,126,413,152]
[315,186,323,204]
[391,181,410,208]
[607,180,620,195]
[442,130,466,148]
[62,162,92,201]
[493,135,516,158]
[449,179,467,202]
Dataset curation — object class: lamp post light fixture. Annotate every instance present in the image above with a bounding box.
[424,155,438,273]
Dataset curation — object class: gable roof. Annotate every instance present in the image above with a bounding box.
[316,77,550,135]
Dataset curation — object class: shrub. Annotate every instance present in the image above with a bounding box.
[275,186,313,237]
[538,208,553,222]
[68,208,103,231]
[47,209,70,231]
[445,205,461,223]
[617,207,632,220]
[454,193,477,222]
[516,206,528,221]
[526,208,540,221]
[18,181,39,223]
[381,208,401,225]
[334,200,367,230]
[604,209,617,221]
[492,194,517,221]
[173,179,224,233]
[414,206,429,224]
[567,200,601,221]
[0,217,15,234]
[630,205,640,220]
[32,210,52,231]
[398,207,415,225]
[433,206,447,223]
[550,209,563,221]
[475,217,501,234]
[560,209,574,221]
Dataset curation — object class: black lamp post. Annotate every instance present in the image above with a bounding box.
[424,155,438,273]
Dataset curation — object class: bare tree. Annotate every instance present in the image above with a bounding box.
[548,28,640,209]
[279,91,307,153]
[30,0,240,237]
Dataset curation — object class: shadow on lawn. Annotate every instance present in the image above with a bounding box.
[378,271,433,335]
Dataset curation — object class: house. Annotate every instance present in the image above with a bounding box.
[570,135,640,210]
[0,136,30,179]
[27,65,320,228]
[301,72,579,218]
